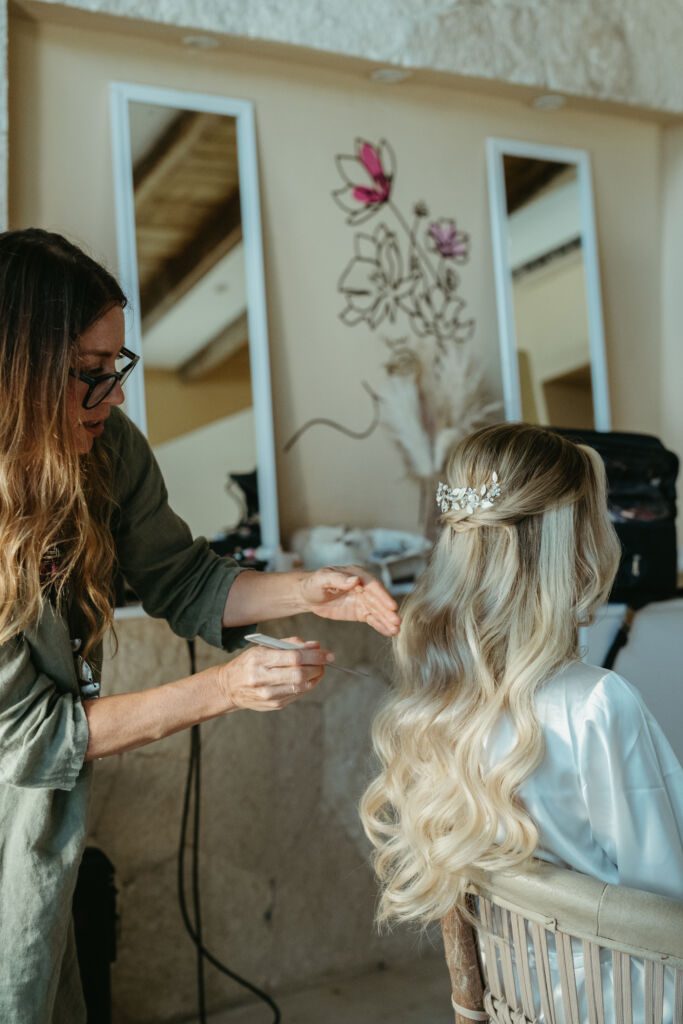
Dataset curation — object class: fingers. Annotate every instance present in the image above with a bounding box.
[225,641,333,713]
[315,565,402,636]
[352,571,399,611]
[256,691,315,711]
[247,666,325,709]
[324,565,399,612]
[282,636,320,648]
[225,663,325,713]
[317,568,360,591]
[248,644,330,683]
[352,579,401,636]
[270,664,325,687]
[365,611,400,637]
[364,593,400,629]
[262,646,333,669]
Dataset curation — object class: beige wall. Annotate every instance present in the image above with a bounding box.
[9,12,667,541]
[513,252,592,425]
[145,345,252,446]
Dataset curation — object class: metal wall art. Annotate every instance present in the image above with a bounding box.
[286,137,498,535]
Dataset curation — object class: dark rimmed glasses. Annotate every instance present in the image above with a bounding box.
[69,347,140,409]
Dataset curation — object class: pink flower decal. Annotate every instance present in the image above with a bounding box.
[333,139,395,224]
[352,143,392,205]
[427,218,469,262]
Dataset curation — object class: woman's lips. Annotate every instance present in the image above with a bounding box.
[83,419,105,436]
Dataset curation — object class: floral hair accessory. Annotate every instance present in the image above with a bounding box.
[436,473,502,515]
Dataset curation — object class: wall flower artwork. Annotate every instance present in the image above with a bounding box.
[332,139,395,225]
[286,136,499,537]
[334,139,476,350]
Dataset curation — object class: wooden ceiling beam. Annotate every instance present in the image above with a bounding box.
[503,156,570,215]
[134,111,222,212]
[139,191,243,331]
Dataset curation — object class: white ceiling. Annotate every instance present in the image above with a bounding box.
[129,101,180,165]
[508,174,581,272]
[141,242,247,369]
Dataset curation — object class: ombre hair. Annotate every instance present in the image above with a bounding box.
[360,422,621,925]
[0,228,126,660]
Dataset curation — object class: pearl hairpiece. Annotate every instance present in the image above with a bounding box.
[436,472,502,515]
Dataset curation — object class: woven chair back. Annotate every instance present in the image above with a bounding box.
[441,861,683,1024]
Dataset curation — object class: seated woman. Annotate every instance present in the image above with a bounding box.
[361,423,683,1018]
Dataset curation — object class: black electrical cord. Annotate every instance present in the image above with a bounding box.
[178,639,282,1023]
[192,725,207,1021]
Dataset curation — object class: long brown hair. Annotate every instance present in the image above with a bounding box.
[0,228,127,658]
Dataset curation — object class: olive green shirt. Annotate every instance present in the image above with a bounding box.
[0,408,248,1023]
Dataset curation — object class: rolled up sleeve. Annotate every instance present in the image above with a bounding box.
[109,411,252,650]
[0,635,89,790]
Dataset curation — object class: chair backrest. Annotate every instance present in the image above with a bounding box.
[441,860,683,1024]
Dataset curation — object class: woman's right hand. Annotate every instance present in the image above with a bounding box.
[217,638,333,712]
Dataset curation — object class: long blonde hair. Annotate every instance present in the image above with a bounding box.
[360,423,621,925]
[0,229,126,660]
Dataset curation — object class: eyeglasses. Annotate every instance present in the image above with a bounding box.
[69,347,140,409]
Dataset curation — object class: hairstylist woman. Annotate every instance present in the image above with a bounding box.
[0,228,400,1023]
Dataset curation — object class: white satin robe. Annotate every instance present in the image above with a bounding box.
[485,661,683,1022]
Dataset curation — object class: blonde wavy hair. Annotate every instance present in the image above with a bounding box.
[360,422,621,925]
[0,229,126,661]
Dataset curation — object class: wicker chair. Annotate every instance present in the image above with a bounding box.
[441,860,683,1024]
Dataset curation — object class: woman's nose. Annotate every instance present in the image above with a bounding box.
[105,380,126,407]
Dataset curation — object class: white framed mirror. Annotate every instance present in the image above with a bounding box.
[486,138,610,431]
[109,82,279,562]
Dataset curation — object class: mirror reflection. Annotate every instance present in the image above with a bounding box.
[502,156,594,429]
[129,102,256,542]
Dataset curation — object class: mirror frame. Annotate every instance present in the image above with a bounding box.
[109,81,280,555]
[486,137,611,431]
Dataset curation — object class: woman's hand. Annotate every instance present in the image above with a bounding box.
[300,566,401,637]
[217,638,332,712]
[83,637,332,760]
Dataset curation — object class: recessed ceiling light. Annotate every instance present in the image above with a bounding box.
[181,33,220,49]
[370,67,413,84]
[531,93,567,112]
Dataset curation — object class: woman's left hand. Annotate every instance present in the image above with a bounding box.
[300,566,401,637]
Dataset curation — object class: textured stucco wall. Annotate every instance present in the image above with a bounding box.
[94,616,428,1023]
[14,0,683,115]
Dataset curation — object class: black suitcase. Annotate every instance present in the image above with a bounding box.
[555,429,679,606]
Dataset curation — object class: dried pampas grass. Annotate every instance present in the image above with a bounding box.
[380,339,500,483]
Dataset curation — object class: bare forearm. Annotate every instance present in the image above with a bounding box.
[82,665,236,761]
[222,570,310,627]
